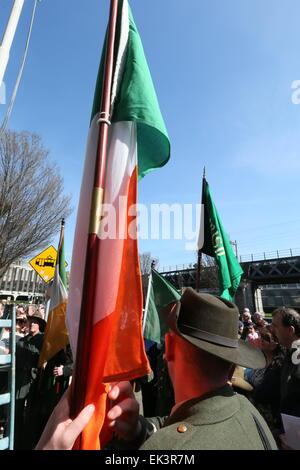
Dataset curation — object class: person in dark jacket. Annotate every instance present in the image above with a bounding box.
[245,325,286,435]
[271,307,300,448]
[36,345,73,440]
[14,313,45,449]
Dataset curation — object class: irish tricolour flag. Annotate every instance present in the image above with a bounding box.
[67,0,170,449]
[39,226,68,368]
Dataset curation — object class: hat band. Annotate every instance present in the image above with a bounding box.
[179,323,238,348]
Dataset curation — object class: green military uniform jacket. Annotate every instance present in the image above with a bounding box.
[139,385,277,450]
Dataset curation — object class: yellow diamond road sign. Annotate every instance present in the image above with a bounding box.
[29,245,67,283]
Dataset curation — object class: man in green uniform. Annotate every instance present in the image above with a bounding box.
[36,289,277,450]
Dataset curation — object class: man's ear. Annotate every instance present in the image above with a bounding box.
[289,325,296,337]
[164,333,175,361]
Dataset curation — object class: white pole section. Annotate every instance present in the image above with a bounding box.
[142,272,152,333]
[0,0,25,86]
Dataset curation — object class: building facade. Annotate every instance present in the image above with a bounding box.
[0,260,47,303]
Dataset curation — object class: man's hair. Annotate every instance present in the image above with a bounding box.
[272,307,300,337]
[25,304,37,314]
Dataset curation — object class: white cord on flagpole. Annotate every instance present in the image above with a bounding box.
[0,0,40,133]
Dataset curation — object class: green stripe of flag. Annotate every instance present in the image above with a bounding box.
[58,235,67,289]
[91,0,170,180]
[143,269,181,344]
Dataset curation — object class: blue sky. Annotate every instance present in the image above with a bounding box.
[2,0,300,271]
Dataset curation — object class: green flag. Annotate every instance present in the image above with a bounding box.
[143,269,181,344]
[200,178,243,301]
[91,0,170,181]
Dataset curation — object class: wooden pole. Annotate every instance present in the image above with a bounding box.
[57,218,65,253]
[196,168,206,292]
[70,0,119,440]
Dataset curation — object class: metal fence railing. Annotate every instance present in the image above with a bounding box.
[0,305,16,450]
[239,248,300,263]
[159,248,300,273]
[159,263,196,273]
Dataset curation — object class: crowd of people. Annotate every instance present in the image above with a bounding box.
[0,294,300,451]
[0,301,73,449]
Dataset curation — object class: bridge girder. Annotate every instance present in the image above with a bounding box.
[160,255,300,289]
[241,257,300,284]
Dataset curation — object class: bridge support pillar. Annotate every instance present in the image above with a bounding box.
[254,286,264,313]
[242,281,256,314]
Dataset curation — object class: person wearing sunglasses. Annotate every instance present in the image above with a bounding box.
[244,325,286,440]
[253,312,268,330]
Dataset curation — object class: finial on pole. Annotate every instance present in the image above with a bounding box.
[203,166,206,179]
[58,218,65,251]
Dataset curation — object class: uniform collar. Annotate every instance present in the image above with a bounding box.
[165,384,240,426]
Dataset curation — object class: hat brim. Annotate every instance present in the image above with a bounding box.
[28,316,46,329]
[180,331,266,369]
[164,301,266,370]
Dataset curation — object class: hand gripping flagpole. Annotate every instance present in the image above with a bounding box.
[70,0,119,448]
[196,168,206,292]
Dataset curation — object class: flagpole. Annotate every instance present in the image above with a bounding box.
[39,217,67,393]
[142,260,156,333]
[196,168,206,292]
[142,273,152,333]
[44,219,65,324]
[70,0,119,436]
[58,218,65,253]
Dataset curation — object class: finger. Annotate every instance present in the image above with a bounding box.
[108,381,134,402]
[107,404,123,421]
[108,417,135,439]
[107,407,141,442]
[107,397,139,421]
[65,404,95,445]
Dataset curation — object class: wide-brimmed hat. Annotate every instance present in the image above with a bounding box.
[28,312,46,331]
[163,288,266,370]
